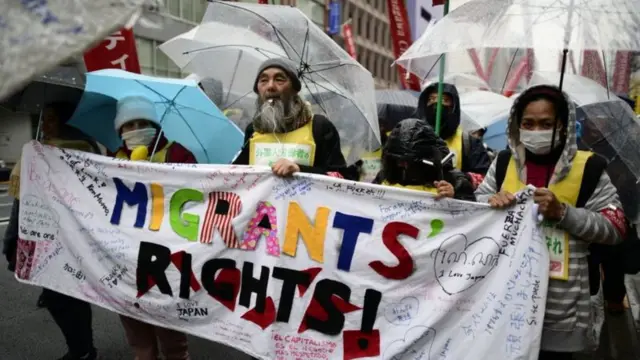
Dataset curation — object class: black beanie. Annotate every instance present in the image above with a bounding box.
[253,57,302,94]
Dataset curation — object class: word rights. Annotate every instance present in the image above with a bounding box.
[16,141,548,360]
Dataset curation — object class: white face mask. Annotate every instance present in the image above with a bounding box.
[519,129,561,155]
[122,128,157,149]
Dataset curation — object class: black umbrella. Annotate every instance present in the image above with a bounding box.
[2,64,85,113]
[375,89,420,130]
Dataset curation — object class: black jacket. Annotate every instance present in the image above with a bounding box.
[414,83,491,175]
[234,114,357,180]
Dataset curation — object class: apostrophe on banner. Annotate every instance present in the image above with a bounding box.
[383,325,436,360]
[20,194,60,241]
[384,296,419,326]
[432,234,500,295]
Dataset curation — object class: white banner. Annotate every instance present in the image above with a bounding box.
[16,142,548,360]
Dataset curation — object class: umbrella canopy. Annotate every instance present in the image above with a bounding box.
[178,1,379,164]
[375,90,419,129]
[459,90,514,131]
[2,64,85,113]
[0,0,150,101]
[396,0,640,79]
[67,69,243,164]
[528,71,618,106]
[578,99,640,223]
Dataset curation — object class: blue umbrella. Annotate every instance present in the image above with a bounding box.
[67,69,243,164]
[484,117,508,151]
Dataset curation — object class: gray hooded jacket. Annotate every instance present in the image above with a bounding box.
[475,92,623,352]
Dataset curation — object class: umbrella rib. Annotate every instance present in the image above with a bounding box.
[299,75,375,139]
[182,44,284,57]
[301,72,348,98]
[214,1,303,62]
[164,85,212,163]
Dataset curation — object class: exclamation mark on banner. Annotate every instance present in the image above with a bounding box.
[358,289,382,349]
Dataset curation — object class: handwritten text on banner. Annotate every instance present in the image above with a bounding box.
[16,142,548,360]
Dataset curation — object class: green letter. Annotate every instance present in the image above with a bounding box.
[170,189,204,241]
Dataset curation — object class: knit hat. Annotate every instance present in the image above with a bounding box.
[113,96,160,132]
[253,57,302,94]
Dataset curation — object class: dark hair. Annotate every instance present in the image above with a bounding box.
[511,85,569,128]
[45,101,78,124]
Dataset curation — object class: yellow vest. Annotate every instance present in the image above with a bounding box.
[444,127,463,170]
[360,148,382,182]
[115,142,172,163]
[501,150,592,281]
[382,180,438,194]
[249,121,316,166]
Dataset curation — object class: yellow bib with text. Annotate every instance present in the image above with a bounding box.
[360,148,382,183]
[249,121,316,167]
[115,142,172,163]
[501,150,592,281]
[444,128,463,170]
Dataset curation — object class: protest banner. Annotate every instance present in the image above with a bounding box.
[16,141,548,359]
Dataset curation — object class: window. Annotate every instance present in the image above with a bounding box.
[193,0,208,22]
[181,0,195,22]
[167,0,181,17]
[135,37,155,75]
[155,50,170,77]
[135,37,184,79]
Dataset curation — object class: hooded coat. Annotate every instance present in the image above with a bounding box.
[475,91,624,352]
[414,83,491,175]
[373,119,475,201]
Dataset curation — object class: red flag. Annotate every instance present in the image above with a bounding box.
[432,0,446,5]
[612,51,631,94]
[342,21,357,59]
[83,28,141,73]
[386,0,421,91]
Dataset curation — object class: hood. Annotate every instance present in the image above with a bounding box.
[414,82,461,139]
[385,118,451,168]
[507,91,578,185]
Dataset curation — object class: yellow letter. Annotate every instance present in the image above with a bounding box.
[283,201,329,263]
[149,183,164,231]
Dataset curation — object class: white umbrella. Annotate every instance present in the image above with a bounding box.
[528,71,618,106]
[459,90,514,131]
[396,0,640,83]
[166,1,379,163]
[424,73,491,94]
[0,0,152,101]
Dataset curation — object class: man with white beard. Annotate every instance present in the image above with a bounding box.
[233,58,352,179]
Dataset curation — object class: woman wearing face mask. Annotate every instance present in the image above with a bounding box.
[111,96,196,164]
[475,85,627,359]
[110,96,195,360]
[373,118,475,201]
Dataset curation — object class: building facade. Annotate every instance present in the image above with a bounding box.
[133,0,399,88]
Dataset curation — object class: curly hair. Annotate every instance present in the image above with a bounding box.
[510,85,569,128]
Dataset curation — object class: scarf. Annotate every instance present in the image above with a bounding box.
[9,139,98,199]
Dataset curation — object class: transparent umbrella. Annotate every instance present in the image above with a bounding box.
[459,90,514,131]
[0,0,156,101]
[397,0,640,73]
[529,71,616,106]
[178,1,379,164]
[578,100,640,223]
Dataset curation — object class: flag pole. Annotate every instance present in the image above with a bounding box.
[434,0,450,136]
